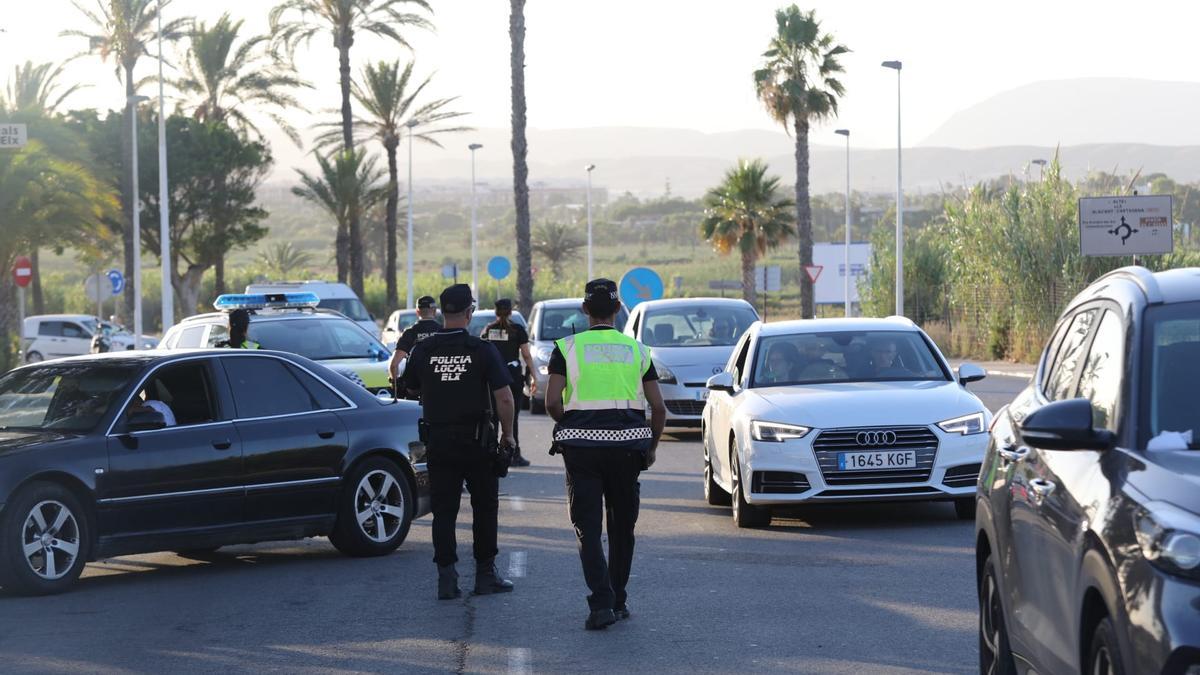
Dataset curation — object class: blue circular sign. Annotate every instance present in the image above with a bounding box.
[487,256,511,280]
[106,269,125,295]
[619,267,664,310]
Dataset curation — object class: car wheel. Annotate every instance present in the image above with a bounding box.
[703,431,730,506]
[530,396,546,415]
[330,456,414,557]
[954,498,977,520]
[730,443,770,528]
[1086,617,1127,675]
[978,552,1017,675]
[25,351,43,363]
[0,482,89,595]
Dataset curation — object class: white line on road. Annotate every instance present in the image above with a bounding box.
[509,495,525,511]
[509,551,527,578]
[507,647,532,674]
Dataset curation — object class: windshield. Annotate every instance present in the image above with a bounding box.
[318,298,372,322]
[0,363,137,432]
[1142,302,1200,447]
[642,305,757,347]
[751,331,948,387]
[250,318,390,361]
[537,306,628,341]
[468,311,526,337]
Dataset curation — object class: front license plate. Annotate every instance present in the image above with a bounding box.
[837,450,917,471]
[695,389,709,400]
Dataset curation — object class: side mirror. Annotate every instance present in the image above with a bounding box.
[126,410,167,432]
[958,362,987,386]
[706,371,736,393]
[1019,398,1115,451]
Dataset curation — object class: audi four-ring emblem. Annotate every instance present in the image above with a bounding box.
[855,430,897,446]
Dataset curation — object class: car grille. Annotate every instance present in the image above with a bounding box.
[665,400,706,416]
[811,426,938,486]
[943,463,982,488]
[751,471,810,494]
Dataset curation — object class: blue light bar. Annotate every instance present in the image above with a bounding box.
[213,292,321,311]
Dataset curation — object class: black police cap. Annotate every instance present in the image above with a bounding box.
[417,295,437,309]
[494,298,513,312]
[583,278,620,314]
[440,284,475,314]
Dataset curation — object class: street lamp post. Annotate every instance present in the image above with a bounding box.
[882,60,904,317]
[585,164,595,279]
[835,129,851,316]
[1031,158,1047,181]
[129,94,150,348]
[157,0,173,333]
[405,119,418,309]
[469,143,482,294]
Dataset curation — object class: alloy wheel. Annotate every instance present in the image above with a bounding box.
[979,563,1010,675]
[22,500,81,581]
[1091,646,1113,675]
[354,470,405,543]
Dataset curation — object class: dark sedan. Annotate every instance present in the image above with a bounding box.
[0,349,430,595]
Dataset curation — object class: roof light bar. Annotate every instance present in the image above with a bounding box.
[213,292,321,311]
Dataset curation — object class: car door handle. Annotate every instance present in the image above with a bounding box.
[211,439,233,450]
[317,429,336,439]
[1029,478,1056,504]
[998,445,1030,464]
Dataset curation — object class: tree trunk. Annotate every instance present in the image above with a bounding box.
[31,248,44,314]
[741,246,757,307]
[173,263,209,321]
[120,64,137,323]
[336,38,363,296]
[510,0,533,311]
[794,117,814,319]
[0,273,16,372]
[348,203,364,297]
[336,221,349,285]
[385,138,399,308]
[215,254,225,294]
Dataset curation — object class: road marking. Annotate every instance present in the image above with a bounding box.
[508,551,527,578]
[507,647,531,674]
[509,495,525,511]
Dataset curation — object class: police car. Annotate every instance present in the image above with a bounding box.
[162,293,394,395]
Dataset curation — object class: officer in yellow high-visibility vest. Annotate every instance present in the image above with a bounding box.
[545,278,666,631]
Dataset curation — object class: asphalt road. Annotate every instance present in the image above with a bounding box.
[0,374,1029,675]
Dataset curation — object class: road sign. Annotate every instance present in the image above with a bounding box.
[804,265,824,284]
[107,269,125,295]
[11,256,32,288]
[619,267,664,309]
[814,242,871,304]
[1079,195,1174,257]
[487,256,511,280]
[755,265,782,293]
[708,280,741,290]
[441,263,459,279]
[0,123,27,149]
[85,274,107,303]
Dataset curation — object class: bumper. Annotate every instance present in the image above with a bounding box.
[660,380,708,427]
[1128,561,1200,673]
[739,426,987,505]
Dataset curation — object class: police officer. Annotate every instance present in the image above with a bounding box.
[215,309,260,349]
[389,295,442,390]
[403,284,517,600]
[545,279,666,630]
[480,298,537,467]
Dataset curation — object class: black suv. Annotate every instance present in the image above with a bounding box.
[976,266,1200,674]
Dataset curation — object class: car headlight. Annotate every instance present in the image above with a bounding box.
[751,420,812,442]
[534,345,554,363]
[656,364,677,385]
[937,412,986,435]
[1135,502,1200,577]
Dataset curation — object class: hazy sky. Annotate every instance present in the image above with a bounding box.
[6,0,1198,151]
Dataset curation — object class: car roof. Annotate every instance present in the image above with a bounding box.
[756,317,920,337]
[245,281,357,298]
[179,308,350,325]
[1066,266,1200,312]
[25,314,95,321]
[635,297,755,312]
[536,298,585,308]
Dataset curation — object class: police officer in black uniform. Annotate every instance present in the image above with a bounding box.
[403,284,517,600]
[480,298,537,467]
[389,295,442,392]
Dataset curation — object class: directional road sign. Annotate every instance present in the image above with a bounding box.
[1079,195,1173,257]
[107,269,125,295]
[487,256,511,280]
[619,267,663,309]
[0,123,27,149]
[11,256,32,287]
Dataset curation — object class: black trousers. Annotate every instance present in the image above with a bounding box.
[427,439,499,566]
[561,445,643,611]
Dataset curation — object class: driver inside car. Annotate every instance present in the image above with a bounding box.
[867,337,909,378]
[126,386,176,427]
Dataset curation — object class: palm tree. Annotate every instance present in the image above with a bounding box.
[292,149,387,293]
[532,222,585,279]
[174,13,309,294]
[257,241,315,279]
[315,60,468,307]
[510,0,533,311]
[753,5,848,319]
[700,159,795,306]
[62,0,190,321]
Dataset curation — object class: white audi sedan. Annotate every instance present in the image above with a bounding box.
[701,317,990,527]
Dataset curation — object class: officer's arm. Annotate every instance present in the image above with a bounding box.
[546,374,566,422]
[519,343,537,393]
[388,348,409,379]
[494,385,516,443]
[643,379,667,451]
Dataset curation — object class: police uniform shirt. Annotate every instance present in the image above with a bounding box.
[397,318,442,354]
[548,325,659,426]
[481,320,529,370]
[403,328,512,425]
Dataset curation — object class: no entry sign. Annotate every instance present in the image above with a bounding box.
[12,256,32,288]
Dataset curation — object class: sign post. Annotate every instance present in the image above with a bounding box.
[12,256,33,331]
[1079,195,1174,258]
[0,123,28,149]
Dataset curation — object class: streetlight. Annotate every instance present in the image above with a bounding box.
[585,164,595,279]
[469,143,483,294]
[1031,158,1047,181]
[405,119,419,309]
[881,60,904,317]
[157,0,173,333]
[129,94,150,348]
[835,129,851,316]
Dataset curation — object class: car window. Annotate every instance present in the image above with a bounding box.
[0,363,137,432]
[731,335,752,385]
[318,298,371,322]
[38,321,63,337]
[750,330,947,387]
[539,307,591,341]
[121,361,218,429]
[642,306,757,347]
[1044,309,1097,401]
[62,322,89,339]
[221,356,321,418]
[1075,310,1124,432]
[176,325,206,349]
[206,324,228,348]
[1141,301,1200,445]
[287,363,348,409]
[1038,318,1070,390]
[247,318,388,361]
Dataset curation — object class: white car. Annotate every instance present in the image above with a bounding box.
[701,317,990,527]
[246,281,376,337]
[22,315,155,362]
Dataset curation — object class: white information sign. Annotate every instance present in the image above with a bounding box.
[0,123,27,148]
[813,242,872,305]
[755,265,782,293]
[1079,195,1173,257]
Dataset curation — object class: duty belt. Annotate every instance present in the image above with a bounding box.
[553,427,653,443]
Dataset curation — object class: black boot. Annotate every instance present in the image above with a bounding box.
[585,608,617,630]
[473,558,515,595]
[510,452,531,468]
[438,564,461,600]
